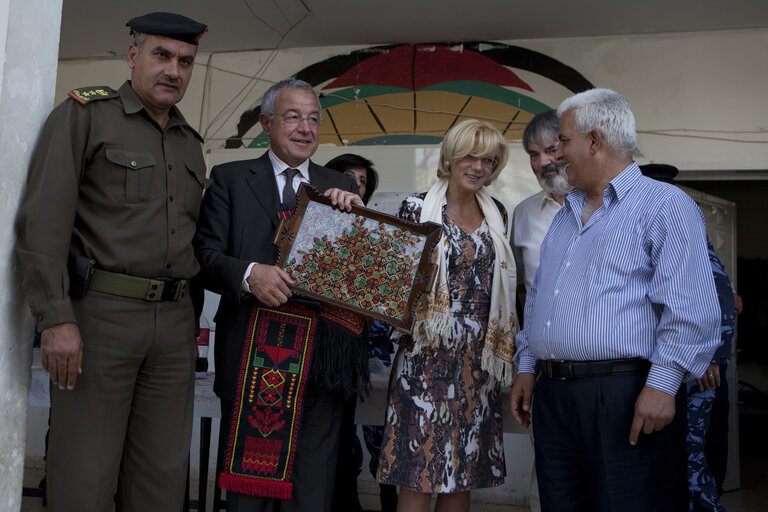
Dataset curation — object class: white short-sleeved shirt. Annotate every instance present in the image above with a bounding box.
[510,189,563,292]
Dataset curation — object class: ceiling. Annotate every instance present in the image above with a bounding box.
[59,0,768,60]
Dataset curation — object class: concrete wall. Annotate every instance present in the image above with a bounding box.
[1,0,62,508]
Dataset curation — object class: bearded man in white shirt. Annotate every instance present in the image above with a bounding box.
[511,110,572,311]
[508,109,572,512]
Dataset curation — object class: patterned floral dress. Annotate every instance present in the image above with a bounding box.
[377,193,506,493]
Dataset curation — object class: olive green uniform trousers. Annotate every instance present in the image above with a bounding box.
[47,290,196,511]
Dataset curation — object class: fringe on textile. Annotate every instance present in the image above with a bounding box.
[218,472,293,500]
[481,347,516,387]
[309,318,371,400]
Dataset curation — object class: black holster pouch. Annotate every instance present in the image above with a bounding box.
[68,255,96,298]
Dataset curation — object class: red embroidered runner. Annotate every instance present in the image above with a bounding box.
[219,303,318,499]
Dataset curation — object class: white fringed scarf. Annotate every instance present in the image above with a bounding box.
[410,179,519,385]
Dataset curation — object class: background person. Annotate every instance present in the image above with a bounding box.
[326,153,379,205]
[509,109,571,512]
[15,12,208,511]
[325,154,398,512]
[377,119,518,512]
[640,163,735,511]
[510,109,571,313]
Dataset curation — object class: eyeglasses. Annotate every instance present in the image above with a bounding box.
[273,112,322,127]
[462,156,497,169]
[478,157,496,168]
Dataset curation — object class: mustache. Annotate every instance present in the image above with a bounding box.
[156,77,180,88]
[537,163,570,195]
[537,163,565,177]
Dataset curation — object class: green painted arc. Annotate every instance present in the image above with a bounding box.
[248,133,442,148]
[248,134,269,148]
[319,85,412,108]
[419,81,551,113]
[319,82,551,114]
[349,135,443,146]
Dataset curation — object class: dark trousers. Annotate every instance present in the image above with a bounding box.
[705,364,730,494]
[331,396,398,512]
[532,373,687,512]
[221,383,345,512]
[332,395,362,512]
[48,292,196,512]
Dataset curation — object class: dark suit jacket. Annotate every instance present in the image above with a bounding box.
[193,152,358,400]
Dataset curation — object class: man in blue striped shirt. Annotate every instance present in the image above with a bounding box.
[510,89,720,512]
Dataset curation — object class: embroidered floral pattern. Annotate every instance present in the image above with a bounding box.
[285,202,426,320]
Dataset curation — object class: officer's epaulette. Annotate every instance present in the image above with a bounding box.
[68,86,119,105]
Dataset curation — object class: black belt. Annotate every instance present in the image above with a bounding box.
[540,358,650,380]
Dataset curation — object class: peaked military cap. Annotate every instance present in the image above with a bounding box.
[127,12,207,46]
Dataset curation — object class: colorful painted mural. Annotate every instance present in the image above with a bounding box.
[225,41,593,149]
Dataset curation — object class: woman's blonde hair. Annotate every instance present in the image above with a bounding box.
[437,119,509,185]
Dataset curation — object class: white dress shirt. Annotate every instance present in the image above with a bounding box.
[267,150,311,202]
[510,190,563,292]
[242,150,312,292]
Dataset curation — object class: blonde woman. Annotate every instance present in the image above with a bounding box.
[378,119,518,511]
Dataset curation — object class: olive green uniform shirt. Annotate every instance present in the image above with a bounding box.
[16,80,207,331]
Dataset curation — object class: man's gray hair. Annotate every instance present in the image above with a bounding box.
[261,79,321,118]
[557,88,637,158]
[133,31,146,52]
[522,110,559,153]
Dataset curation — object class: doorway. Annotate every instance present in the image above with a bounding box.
[680,177,768,499]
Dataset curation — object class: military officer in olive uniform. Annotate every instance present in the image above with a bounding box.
[15,12,208,512]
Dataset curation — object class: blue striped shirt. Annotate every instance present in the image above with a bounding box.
[513,163,720,395]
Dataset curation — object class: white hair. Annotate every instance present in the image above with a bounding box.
[557,88,636,158]
[261,79,321,119]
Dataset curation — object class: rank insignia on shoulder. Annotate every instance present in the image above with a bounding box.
[68,86,118,105]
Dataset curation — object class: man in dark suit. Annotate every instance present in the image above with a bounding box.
[194,79,363,512]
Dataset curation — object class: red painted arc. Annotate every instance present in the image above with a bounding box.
[324,43,533,92]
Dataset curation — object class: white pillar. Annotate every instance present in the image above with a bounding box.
[0,0,61,508]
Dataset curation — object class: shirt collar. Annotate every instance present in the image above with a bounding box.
[608,162,642,204]
[562,161,640,219]
[563,186,584,211]
[118,80,191,132]
[268,150,310,180]
[538,190,563,211]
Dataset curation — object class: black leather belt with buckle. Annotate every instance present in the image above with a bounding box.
[540,358,651,380]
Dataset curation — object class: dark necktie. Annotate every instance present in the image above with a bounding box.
[282,168,299,210]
